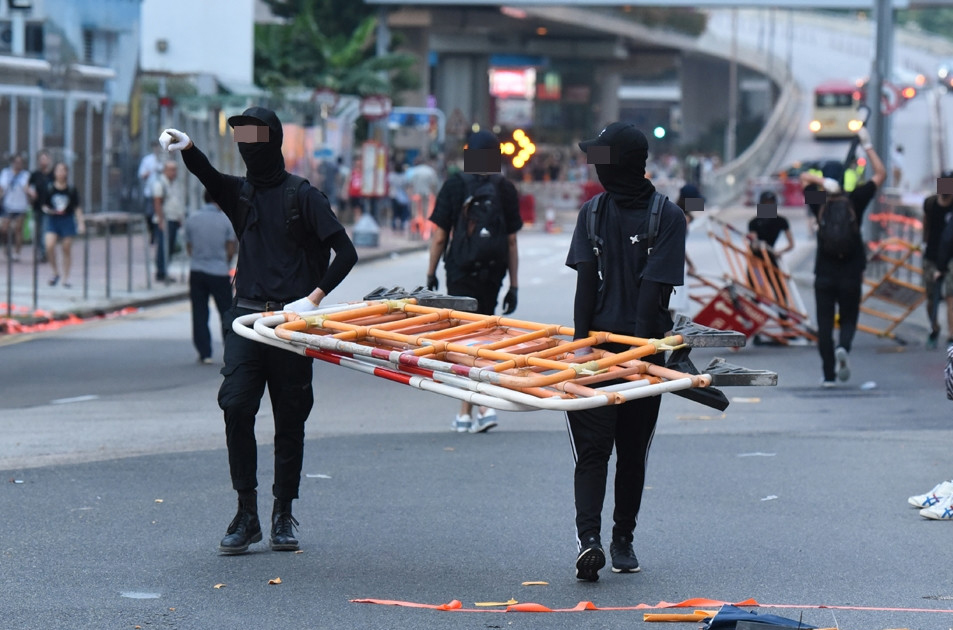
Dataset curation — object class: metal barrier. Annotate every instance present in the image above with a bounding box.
[81,213,153,299]
[859,237,926,342]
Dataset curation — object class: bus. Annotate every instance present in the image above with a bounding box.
[809,80,865,139]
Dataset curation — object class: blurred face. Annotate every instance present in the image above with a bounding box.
[54,163,68,181]
[164,163,177,180]
[12,156,24,172]
[38,153,51,171]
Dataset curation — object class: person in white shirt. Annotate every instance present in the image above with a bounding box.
[138,141,163,241]
[153,160,187,282]
[0,155,31,261]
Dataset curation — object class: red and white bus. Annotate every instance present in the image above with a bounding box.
[809,80,865,139]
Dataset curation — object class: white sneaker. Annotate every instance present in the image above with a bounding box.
[835,347,850,382]
[470,408,498,434]
[452,414,472,433]
[920,493,953,520]
[908,480,953,508]
[821,380,836,389]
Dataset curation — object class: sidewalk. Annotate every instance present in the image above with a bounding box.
[0,216,432,333]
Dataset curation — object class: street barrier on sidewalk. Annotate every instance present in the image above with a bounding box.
[232,288,777,413]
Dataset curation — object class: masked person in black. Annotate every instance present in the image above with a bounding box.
[160,108,358,554]
[565,122,685,581]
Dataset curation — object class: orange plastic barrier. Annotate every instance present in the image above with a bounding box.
[858,237,926,342]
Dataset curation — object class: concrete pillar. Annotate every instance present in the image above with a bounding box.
[680,54,730,146]
[593,66,621,130]
[436,54,490,127]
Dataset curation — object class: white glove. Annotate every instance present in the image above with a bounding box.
[159,128,191,152]
[285,296,318,314]
[822,177,841,194]
[856,126,872,150]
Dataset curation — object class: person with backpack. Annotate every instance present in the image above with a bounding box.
[565,122,686,581]
[158,107,358,555]
[425,129,522,433]
[799,127,886,388]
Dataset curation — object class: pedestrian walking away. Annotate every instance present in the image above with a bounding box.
[152,160,187,283]
[799,126,886,388]
[27,149,52,263]
[920,172,953,348]
[184,190,236,364]
[41,162,84,288]
[426,129,521,434]
[565,122,686,582]
[0,155,31,261]
[160,106,358,555]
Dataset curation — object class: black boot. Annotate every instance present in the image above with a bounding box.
[270,499,300,551]
[219,491,262,555]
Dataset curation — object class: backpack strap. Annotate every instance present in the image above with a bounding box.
[586,192,609,292]
[283,174,308,243]
[236,180,255,237]
[645,191,667,255]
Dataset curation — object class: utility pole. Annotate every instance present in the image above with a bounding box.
[726,7,738,162]
[866,0,893,186]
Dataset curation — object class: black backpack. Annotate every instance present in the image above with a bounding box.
[586,191,667,292]
[235,174,331,279]
[447,173,508,274]
[816,192,858,259]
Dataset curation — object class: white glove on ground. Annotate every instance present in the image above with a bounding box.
[822,177,841,194]
[160,128,191,152]
[856,126,872,150]
[285,296,318,314]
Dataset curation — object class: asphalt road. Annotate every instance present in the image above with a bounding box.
[3,225,953,629]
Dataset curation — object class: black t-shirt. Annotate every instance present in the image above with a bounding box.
[29,169,51,213]
[805,180,877,278]
[429,172,522,283]
[565,194,685,336]
[182,147,346,302]
[747,216,789,248]
[923,195,953,263]
[43,183,80,217]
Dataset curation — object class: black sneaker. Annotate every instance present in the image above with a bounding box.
[575,536,605,582]
[610,539,641,573]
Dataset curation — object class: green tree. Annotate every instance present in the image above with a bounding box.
[255,0,418,97]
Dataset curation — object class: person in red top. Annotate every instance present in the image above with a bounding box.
[348,156,363,222]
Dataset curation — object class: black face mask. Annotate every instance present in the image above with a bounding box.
[238,125,286,188]
[595,160,655,209]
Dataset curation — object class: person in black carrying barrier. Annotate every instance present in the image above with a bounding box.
[799,126,886,388]
[565,122,686,582]
[159,107,358,555]
[425,129,522,434]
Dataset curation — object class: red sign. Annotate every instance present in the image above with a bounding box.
[693,289,769,338]
[360,95,392,120]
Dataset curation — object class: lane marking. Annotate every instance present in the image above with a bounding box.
[50,395,100,405]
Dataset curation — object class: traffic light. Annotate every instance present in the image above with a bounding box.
[653,126,666,139]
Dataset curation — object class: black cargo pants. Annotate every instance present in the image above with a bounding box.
[218,306,314,501]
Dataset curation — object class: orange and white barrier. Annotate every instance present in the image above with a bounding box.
[232,294,776,412]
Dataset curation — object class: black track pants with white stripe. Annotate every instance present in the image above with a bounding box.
[566,393,661,544]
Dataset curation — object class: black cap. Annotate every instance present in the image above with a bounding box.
[227,106,280,130]
[466,129,500,150]
[578,122,648,164]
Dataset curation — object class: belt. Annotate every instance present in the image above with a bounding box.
[236,298,286,312]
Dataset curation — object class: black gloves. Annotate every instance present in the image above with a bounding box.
[426,274,438,291]
[502,287,518,315]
